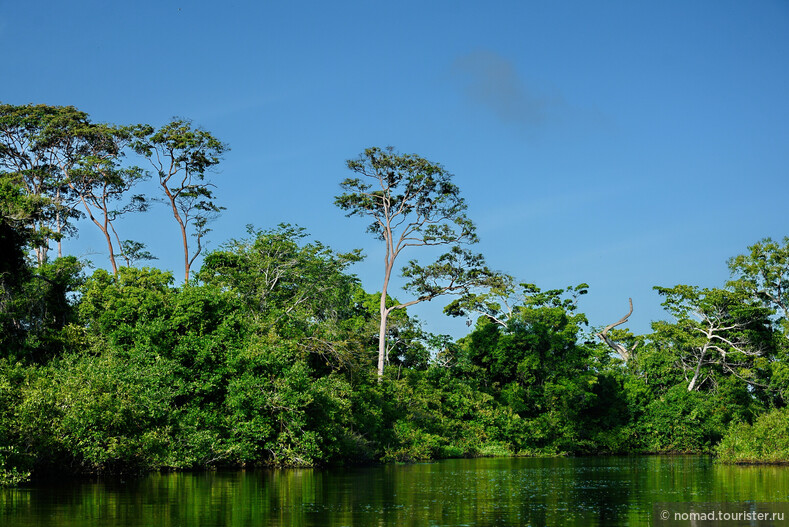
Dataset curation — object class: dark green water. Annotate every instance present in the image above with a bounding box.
[2,456,788,526]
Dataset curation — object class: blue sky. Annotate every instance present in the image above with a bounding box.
[3,1,788,338]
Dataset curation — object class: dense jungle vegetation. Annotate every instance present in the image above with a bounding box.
[1,104,788,486]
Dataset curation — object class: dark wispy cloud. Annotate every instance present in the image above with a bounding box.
[451,50,562,128]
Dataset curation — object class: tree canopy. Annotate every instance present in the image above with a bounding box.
[336,146,492,378]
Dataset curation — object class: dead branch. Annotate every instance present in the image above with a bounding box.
[597,298,637,363]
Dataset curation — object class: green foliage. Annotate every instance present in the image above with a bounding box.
[453,284,631,455]
[728,238,789,402]
[0,360,33,485]
[0,180,86,362]
[117,239,157,266]
[198,224,367,371]
[728,237,789,323]
[0,450,30,487]
[652,285,774,393]
[445,279,589,329]
[72,234,369,470]
[0,181,36,354]
[224,339,354,466]
[4,109,789,486]
[636,386,725,453]
[199,224,361,325]
[335,146,492,377]
[131,119,227,281]
[717,407,789,463]
[78,267,175,347]
[369,369,508,462]
[76,267,245,468]
[66,124,149,272]
[0,104,87,260]
[336,146,476,245]
[0,255,83,363]
[16,349,176,474]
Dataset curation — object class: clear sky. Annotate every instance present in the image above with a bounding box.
[2,0,788,338]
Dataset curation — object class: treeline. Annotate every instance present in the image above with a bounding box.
[1,104,788,485]
[0,104,223,280]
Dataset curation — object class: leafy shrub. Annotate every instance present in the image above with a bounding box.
[717,408,789,463]
[636,386,724,453]
[16,349,176,474]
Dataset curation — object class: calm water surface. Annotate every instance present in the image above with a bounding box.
[2,456,788,526]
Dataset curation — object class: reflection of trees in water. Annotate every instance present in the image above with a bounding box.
[2,457,789,526]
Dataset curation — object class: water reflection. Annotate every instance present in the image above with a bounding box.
[1,456,788,526]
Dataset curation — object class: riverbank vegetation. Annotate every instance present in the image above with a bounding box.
[716,408,789,464]
[1,104,787,485]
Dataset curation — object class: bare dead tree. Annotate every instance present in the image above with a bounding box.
[597,298,638,363]
[683,308,765,392]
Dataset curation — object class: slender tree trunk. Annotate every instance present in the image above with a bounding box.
[378,261,393,380]
[55,189,63,258]
[36,218,47,267]
[102,216,118,275]
[378,305,388,379]
[109,221,129,267]
[687,347,706,391]
[76,190,118,275]
[377,229,398,380]
[180,220,190,282]
[99,190,118,275]
[162,183,190,282]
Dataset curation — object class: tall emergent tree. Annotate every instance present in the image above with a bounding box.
[67,124,148,274]
[336,146,489,378]
[0,104,87,264]
[132,119,226,282]
[0,179,38,349]
[0,104,150,270]
[728,237,789,400]
[728,237,789,324]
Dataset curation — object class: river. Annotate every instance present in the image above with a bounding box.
[2,456,788,526]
